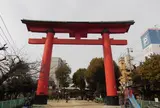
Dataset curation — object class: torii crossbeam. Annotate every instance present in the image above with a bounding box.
[22,19,134,105]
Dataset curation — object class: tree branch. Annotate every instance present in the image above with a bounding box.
[0,44,8,51]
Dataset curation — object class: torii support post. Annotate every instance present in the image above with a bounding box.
[102,29,118,105]
[34,30,54,104]
[22,19,134,105]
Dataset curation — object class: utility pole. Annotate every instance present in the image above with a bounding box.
[127,48,133,73]
[126,48,133,87]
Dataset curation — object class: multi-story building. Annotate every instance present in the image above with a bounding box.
[118,57,132,93]
[49,57,65,89]
[141,29,160,57]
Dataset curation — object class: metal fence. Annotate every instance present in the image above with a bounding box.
[137,100,160,108]
[0,98,26,108]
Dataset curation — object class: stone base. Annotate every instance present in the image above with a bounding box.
[34,95,48,105]
[104,96,119,105]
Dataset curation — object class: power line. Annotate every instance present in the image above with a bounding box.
[17,44,27,55]
[0,33,10,56]
[0,15,17,54]
[134,53,144,58]
[0,33,3,46]
[0,31,8,44]
[0,27,11,45]
[0,15,17,49]
[0,27,16,54]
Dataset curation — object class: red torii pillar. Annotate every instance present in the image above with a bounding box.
[102,29,118,104]
[22,19,134,105]
[36,30,54,96]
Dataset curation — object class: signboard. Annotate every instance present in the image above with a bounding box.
[143,44,160,57]
[149,29,160,44]
[141,29,160,49]
[141,32,151,49]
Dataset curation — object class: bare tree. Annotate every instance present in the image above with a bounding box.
[0,53,40,100]
[0,44,7,61]
[0,44,7,51]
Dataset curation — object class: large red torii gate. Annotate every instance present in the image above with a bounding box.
[22,19,134,105]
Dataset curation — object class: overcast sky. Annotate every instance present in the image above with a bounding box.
[0,0,160,75]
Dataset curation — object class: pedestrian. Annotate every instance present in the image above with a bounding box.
[56,90,60,102]
[23,98,31,108]
[65,92,69,103]
[86,93,90,101]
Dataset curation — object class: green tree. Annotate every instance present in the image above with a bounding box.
[73,68,86,90]
[55,63,71,88]
[85,58,104,91]
[139,54,160,86]
[85,57,121,97]
[132,54,160,99]
[72,68,86,99]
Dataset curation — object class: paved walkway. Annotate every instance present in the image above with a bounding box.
[33,99,121,108]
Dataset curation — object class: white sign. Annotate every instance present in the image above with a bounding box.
[143,37,149,46]
[155,98,159,102]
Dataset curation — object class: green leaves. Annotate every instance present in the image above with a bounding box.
[72,68,86,90]
[85,58,104,85]
[132,54,160,98]
[138,54,160,83]
[55,63,71,88]
[84,57,120,96]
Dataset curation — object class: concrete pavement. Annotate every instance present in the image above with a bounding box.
[33,99,121,108]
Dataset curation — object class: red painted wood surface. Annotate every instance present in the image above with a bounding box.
[28,38,127,45]
[102,33,117,96]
